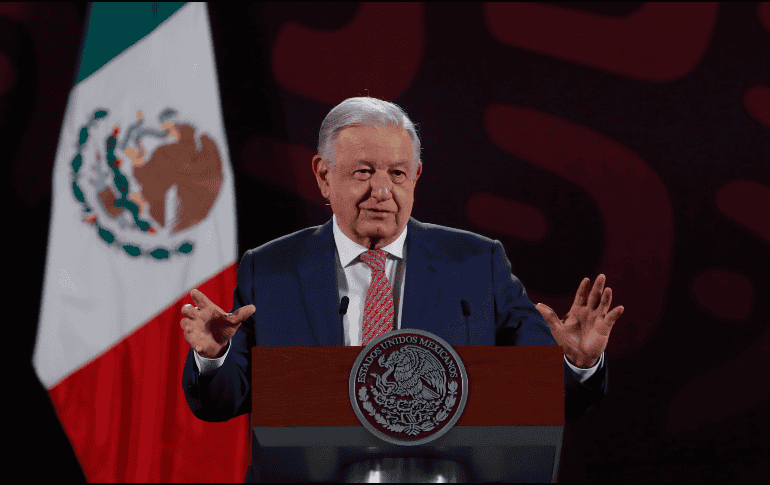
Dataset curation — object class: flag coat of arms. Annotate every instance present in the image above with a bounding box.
[33,3,249,481]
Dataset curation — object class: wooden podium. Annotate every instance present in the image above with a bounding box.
[252,346,564,482]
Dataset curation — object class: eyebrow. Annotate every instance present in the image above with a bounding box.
[354,159,411,168]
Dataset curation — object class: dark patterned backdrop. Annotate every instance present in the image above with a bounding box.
[5,2,768,481]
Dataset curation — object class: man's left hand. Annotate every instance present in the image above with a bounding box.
[536,274,624,369]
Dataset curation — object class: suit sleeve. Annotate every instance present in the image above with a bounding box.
[182,251,257,422]
[490,239,608,420]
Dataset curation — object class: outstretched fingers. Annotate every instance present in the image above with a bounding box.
[587,274,606,309]
[598,286,613,315]
[599,305,624,335]
[573,277,591,308]
[190,288,210,309]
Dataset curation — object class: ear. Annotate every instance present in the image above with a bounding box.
[312,155,331,199]
[413,162,423,187]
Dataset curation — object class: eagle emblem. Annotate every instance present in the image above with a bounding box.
[374,345,446,401]
[69,107,224,259]
[349,329,468,446]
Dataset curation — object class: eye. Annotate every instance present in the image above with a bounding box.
[354,169,372,179]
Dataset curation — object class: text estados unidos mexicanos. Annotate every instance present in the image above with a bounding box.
[357,336,458,383]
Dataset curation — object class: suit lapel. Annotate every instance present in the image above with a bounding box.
[297,219,343,346]
[401,218,447,334]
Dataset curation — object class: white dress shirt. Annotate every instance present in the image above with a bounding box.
[331,213,407,346]
[195,215,603,380]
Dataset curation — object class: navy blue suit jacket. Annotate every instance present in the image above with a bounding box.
[182,217,608,481]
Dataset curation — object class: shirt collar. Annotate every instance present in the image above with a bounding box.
[332,213,407,267]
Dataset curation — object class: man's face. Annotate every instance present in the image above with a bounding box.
[313,125,422,249]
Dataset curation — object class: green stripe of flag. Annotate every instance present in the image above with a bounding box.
[75,2,187,85]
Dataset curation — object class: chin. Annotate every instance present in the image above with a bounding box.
[358,221,396,238]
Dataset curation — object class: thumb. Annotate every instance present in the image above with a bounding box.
[230,304,256,324]
[536,303,560,326]
[538,303,578,349]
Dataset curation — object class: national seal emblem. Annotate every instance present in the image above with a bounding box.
[349,329,468,446]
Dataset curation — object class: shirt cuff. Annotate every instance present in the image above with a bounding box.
[564,352,604,383]
[193,340,231,377]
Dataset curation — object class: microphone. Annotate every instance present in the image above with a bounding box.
[460,299,471,317]
[339,296,350,315]
[339,296,349,346]
[461,299,471,345]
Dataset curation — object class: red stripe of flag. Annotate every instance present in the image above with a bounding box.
[48,263,250,482]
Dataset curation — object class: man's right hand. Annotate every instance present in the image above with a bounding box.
[180,288,256,359]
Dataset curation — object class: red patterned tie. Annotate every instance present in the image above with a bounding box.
[360,249,395,346]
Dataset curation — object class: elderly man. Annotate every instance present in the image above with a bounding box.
[181,97,623,482]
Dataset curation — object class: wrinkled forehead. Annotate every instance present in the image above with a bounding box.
[335,126,414,165]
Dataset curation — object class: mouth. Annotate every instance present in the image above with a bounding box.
[362,208,393,217]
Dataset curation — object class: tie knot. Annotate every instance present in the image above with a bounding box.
[360,249,387,272]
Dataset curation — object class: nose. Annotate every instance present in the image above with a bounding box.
[370,173,393,201]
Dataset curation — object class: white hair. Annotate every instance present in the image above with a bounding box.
[317,97,421,173]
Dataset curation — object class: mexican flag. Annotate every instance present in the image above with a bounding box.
[33,3,249,481]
